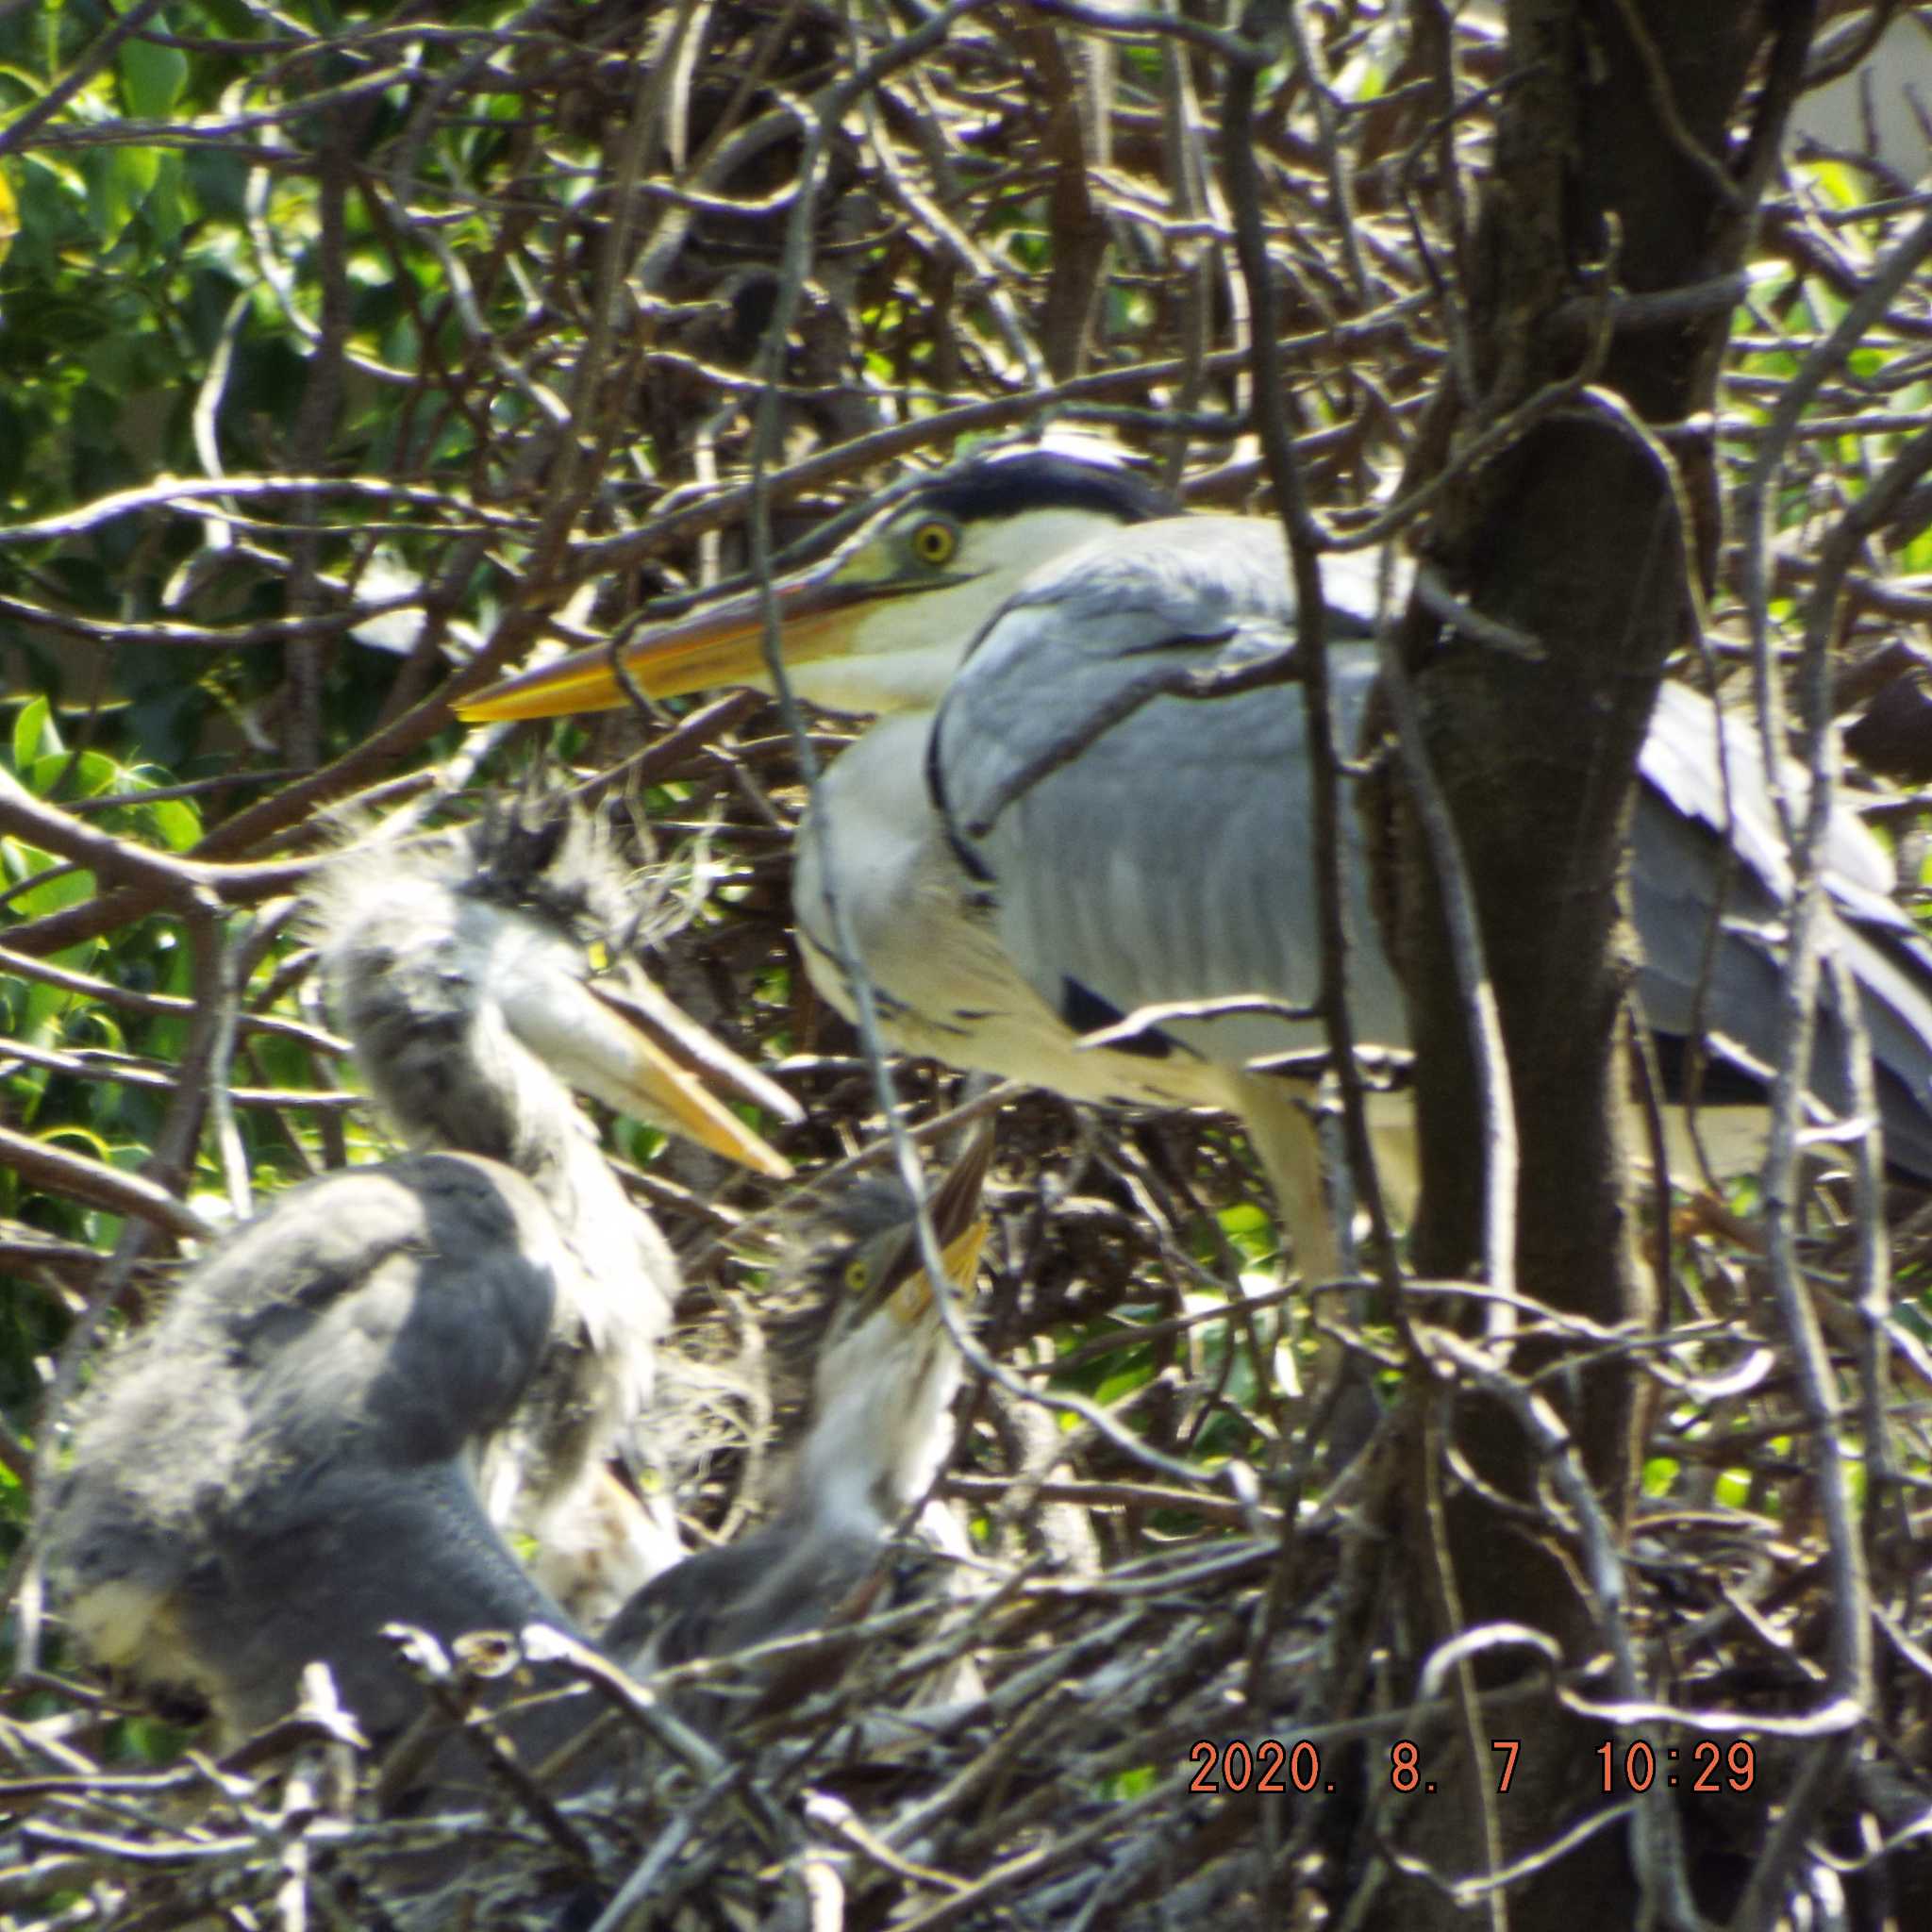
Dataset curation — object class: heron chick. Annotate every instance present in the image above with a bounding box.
[606,1134,992,1711]
[43,800,800,1740]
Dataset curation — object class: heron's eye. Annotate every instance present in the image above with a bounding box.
[908,519,958,567]
[844,1257,871,1294]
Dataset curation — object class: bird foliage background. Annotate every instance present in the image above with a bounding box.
[3,3,1932,1927]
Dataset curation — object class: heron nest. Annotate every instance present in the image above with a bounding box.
[8,998,1932,1925]
[10,767,1932,1920]
[8,2,1932,1925]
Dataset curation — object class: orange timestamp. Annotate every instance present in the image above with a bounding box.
[1187,1739,1457,1795]
[1188,1737,1757,1796]
[1597,1739,1757,1792]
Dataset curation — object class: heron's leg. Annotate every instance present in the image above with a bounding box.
[1233,1074,1340,1283]
[1229,1074,1346,1410]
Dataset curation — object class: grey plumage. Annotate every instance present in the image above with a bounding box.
[461,447,1932,1272]
[1633,681,1932,1177]
[311,808,670,1558]
[926,525,1407,1076]
[934,513,1932,1195]
[606,1138,991,1709]
[43,802,795,1740]
[45,1155,576,1740]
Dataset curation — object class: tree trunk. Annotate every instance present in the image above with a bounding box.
[1366,4,1816,1926]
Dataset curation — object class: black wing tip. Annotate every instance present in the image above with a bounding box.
[1060,976,1174,1058]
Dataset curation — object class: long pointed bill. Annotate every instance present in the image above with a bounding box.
[591,967,806,1129]
[882,1129,996,1325]
[455,565,924,722]
[498,969,796,1179]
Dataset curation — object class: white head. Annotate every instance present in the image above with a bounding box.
[459,447,1174,724]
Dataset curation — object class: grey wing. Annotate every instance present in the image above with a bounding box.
[188,1458,576,1740]
[955,513,1391,658]
[44,1155,564,1720]
[934,555,1409,1070]
[606,1521,882,1666]
[1638,683,1900,905]
[225,1153,562,1471]
[602,1537,765,1669]
[604,1520,904,1738]
[1633,685,1932,1176]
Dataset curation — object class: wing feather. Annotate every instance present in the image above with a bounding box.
[932,519,1932,1173]
[1633,686,1932,1172]
[44,1156,566,1728]
[934,524,1408,1069]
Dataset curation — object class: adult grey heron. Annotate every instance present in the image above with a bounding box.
[43,801,800,1740]
[459,449,1932,1273]
[605,1132,991,1709]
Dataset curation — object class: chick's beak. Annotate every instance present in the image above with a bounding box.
[497,965,799,1179]
[880,1130,996,1325]
[455,559,922,723]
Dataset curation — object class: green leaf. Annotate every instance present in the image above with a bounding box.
[0,846,95,921]
[1094,1355,1154,1407]
[146,795,200,851]
[84,143,160,249]
[42,1122,115,1164]
[1803,158,1861,210]
[0,161,16,272]
[73,1004,125,1054]
[117,30,188,123]
[111,1714,189,1767]
[12,694,58,773]
[144,149,185,248]
[25,747,120,800]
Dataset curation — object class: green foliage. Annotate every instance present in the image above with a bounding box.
[0,22,1928,1898]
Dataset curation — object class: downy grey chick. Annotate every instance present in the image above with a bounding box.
[43,799,798,1740]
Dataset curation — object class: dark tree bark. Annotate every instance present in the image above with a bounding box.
[1367,4,1818,1926]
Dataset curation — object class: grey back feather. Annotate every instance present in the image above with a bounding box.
[935,518,1932,1174]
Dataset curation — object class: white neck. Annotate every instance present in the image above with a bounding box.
[789,1316,961,1541]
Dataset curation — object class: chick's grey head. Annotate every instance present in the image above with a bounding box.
[771,1142,992,1535]
[461,797,641,951]
[306,798,796,1178]
[308,800,627,1161]
[764,1177,924,1373]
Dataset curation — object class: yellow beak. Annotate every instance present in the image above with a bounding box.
[879,1129,996,1325]
[500,965,799,1179]
[889,1217,991,1325]
[455,564,924,722]
[601,1014,798,1181]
